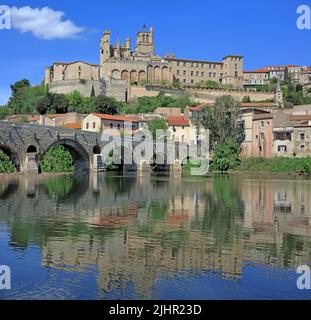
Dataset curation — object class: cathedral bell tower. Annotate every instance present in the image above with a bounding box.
[135,25,154,56]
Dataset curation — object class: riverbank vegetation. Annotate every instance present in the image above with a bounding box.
[238,157,311,175]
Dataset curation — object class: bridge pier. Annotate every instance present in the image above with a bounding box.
[24,153,39,174]
[170,160,182,176]
[137,160,151,176]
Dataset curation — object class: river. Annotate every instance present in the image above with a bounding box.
[0,173,310,300]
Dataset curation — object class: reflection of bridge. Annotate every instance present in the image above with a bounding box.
[0,122,190,174]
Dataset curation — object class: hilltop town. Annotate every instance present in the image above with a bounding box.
[2,26,311,173]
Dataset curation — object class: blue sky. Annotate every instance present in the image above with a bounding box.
[0,0,310,105]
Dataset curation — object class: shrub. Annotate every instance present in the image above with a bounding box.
[0,150,16,173]
[40,146,74,173]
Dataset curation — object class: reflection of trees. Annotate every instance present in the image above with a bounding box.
[0,182,19,200]
[202,176,245,247]
[43,176,74,200]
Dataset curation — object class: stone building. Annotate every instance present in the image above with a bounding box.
[45,26,244,101]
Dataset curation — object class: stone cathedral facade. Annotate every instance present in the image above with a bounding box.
[45,26,244,102]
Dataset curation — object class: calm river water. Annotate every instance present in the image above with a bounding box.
[0,173,311,300]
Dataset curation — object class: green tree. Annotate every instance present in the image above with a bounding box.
[90,85,95,97]
[201,95,243,150]
[210,138,241,172]
[49,93,68,114]
[0,150,16,173]
[242,95,251,103]
[0,107,11,120]
[10,79,30,96]
[40,146,74,173]
[36,96,51,115]
[147,118,168,139]
[8,82,46,114]
[94,95,121,114]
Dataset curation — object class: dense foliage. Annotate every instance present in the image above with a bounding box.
[238,157,311,175]
[0,107,12,120]
[147,118,168,139]
[201,95,243,150]
[40,146,74,173]
[209,139,241,172]
[122,92,194,114]
[0,150,16,173]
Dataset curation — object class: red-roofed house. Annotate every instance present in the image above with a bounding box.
[167,115,204,144]
[82,113,142,135]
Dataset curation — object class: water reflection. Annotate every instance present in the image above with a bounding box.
[0,173,311,299]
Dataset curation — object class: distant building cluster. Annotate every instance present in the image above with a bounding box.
[243,65,311,88]
[239,104,311,158]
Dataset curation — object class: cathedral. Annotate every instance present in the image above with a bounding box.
[45,26,244,102]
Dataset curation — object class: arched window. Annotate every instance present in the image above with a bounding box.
[93,145,101,154]
[146,34,149,43]
[142,34,146,42]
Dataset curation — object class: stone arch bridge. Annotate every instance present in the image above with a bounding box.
[0,121,189,174]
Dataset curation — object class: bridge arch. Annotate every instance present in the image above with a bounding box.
[39,139,90,173]
[26,145,37,153]
[0,145,21,172]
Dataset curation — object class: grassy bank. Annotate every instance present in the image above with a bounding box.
[238,157,311,175]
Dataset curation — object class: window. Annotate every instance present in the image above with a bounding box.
[191,71,194,76]
[177,70,180,75]
[201,64,204,68]
[196,63,199,68]
[110,123,113,129]
[278,145,287,152]
[300,144,305,151]
[191,63,194,67]
[209,72,212,77]
[183,70,186,76]
[201,72,204,77]
[177,62,180,66]
[213,73,216,77]
[260,121,265,128]
[196,71,199,76]
[181,135,185,142]
[300,132,305,140]
[183,79,186,83]
[86,123,89,129]
[183,62,186,67]
[117,124,121,130]
[93,122,95,129]
[260,133,264,140]
[191,79,194,84]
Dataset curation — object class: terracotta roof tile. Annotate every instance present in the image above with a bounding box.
[167,116,189,126]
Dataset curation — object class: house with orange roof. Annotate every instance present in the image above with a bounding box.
[82,113,142,136]
[166,115,204,145]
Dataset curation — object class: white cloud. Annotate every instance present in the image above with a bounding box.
[11,6,84,40]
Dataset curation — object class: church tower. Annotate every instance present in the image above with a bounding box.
[135,26,154,56]
[100,30,111,65]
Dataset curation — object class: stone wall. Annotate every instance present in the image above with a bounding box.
[128,85,275,103]
[49,80,101,97]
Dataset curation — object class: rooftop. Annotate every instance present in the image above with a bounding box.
[167,116,189,126]
[91,113,141,122]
